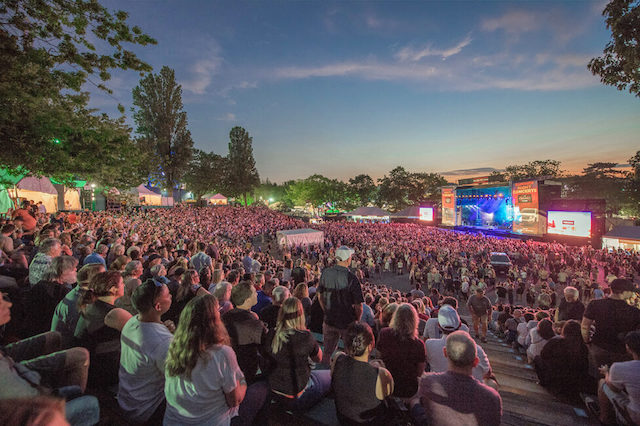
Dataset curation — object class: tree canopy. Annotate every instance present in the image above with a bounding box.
[132,66,194,192]
[0,0,156,182]
[588,0,640,97]
[226,126,260,205]
[183,149,228,201]
[490,160,563,182]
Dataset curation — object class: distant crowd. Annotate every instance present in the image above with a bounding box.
[0,201,639,426]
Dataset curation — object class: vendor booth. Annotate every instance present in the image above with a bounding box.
[346,206,390,223]
[202,193,228,205]
[131,185,162,206]
[51,179,86,211]
[0,169,58,213]
[276,229,324,248]
[602,226,640,251]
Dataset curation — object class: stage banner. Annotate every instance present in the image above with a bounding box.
[441,187,456,226]
[512,180,540,235]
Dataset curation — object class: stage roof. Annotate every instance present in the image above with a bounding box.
[604,226,640,241]
[392,206,420,218]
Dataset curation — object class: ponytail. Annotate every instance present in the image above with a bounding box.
[77,288,97,313]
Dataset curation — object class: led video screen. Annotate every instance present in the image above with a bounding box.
[547,211,591,238]
[419,207,434,222]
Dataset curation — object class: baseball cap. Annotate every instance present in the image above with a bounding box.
[335,246,354,261]
[438,305,461,332]
[610,278,635,294]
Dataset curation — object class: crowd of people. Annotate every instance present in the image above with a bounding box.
[0,201,639,426]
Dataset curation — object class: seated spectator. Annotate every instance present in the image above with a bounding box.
[28,255,78,336]
[118,280,174,424]
[252,279,275,314]
[164,294,263,426]
[534,320,590,397]
[374,302,397,338]
[28,238,62,286]
[422,297,469,340]
[0,396,70,426]
[259,285,289,331]
[293,282,312,318]
[74,271,132,387]
[83,244,108,267]
[415,331,502,426]
[555,286,585,321]
[598,330,640,426]
[162,269,208,325]
[0,294,99,425]
[51,263,105,348]
[504,309,524,344]
[361,294,376,328]
[331,322,394,425]
[526,319,555,363]
[516,312,536,348]
[109,255,131,272]
[222,281,269,384]
[266,297,330,411]
[213,281,234,315]
[425,305,494,386]
[376,303,426,399]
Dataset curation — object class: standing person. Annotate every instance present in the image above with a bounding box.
[414,331,502,426]
[467,288,492,343]
[266,297,330,411]
[118,280,174,425]
[581,278,640,376]
[164,295,261,426]
[317,246,364,365]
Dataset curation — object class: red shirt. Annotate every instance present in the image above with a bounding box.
[13,208,37,231]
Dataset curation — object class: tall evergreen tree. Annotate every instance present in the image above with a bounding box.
[226,126,260,206]
[132,66,193,195]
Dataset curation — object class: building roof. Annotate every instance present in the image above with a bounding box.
[604,226,640,241]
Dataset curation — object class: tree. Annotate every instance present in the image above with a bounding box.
[132,66,194,194]
[183,149,228,200]
[407,172,448,204]
[0,0,156,180]
[625,151,640,216]
[226,126,260,206]
[588,0,640,97]
[501,160,562,181]
[377,166,411,211]
[565,162,628,215]
[349,174,377,206]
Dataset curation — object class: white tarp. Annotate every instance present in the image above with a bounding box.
[276,228,324,248]
[130,185,162,206]
[8,176,58,213]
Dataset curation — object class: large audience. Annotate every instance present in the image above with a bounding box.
[0,201,639,426]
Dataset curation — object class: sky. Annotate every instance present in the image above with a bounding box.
[93,0,640,184]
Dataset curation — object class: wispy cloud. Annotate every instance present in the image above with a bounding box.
[440,167,501,176]
[217,113,236,121]
[275,61,438,81]
[481,10,540,34]
[395,36,472,62]
[181,39,223,95]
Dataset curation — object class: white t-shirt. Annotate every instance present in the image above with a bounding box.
[118,316,173,422]
[608,360,640,422]
[164,345,244,426]
[425,336,491,381]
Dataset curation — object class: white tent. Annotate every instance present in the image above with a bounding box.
[276,229,324,248]
[602,226,640,251]
[345,206,390,223]
[202,193,228,205]
[63,187,81,210]
[131,185,162,206]
[8,176,58,213]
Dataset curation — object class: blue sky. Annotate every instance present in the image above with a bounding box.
[94,0,640,183]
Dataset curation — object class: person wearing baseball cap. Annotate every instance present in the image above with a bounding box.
[317,245,364,365]
[425,305,493,383]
